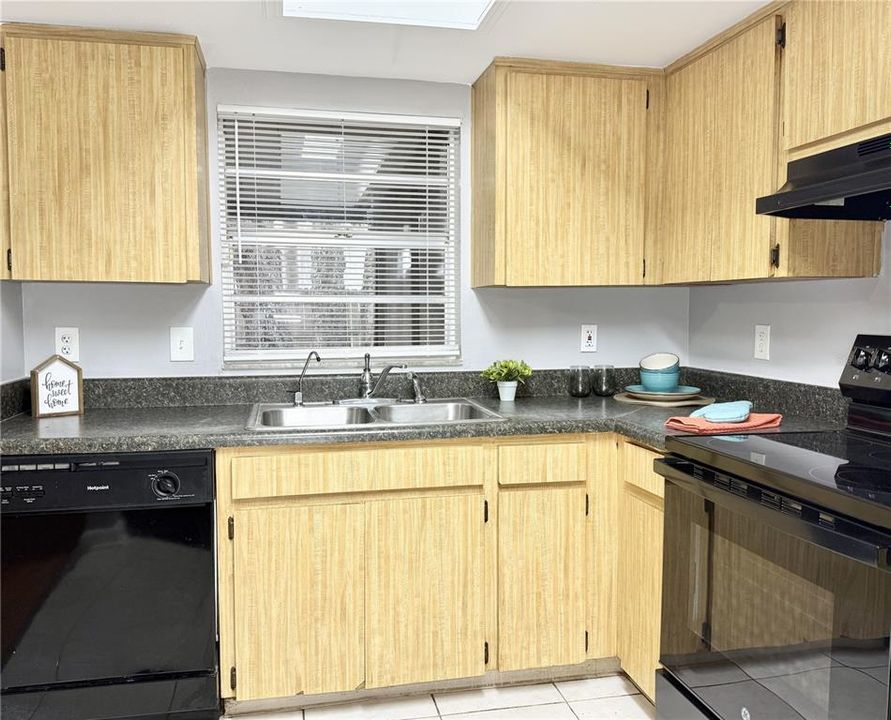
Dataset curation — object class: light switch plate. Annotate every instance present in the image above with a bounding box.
[170,327,194,362]
[580,324,597,353]
[55,327,79,362]
[754,324,771,360]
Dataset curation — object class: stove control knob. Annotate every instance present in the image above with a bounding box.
[873,350,891,374]
[152,472,180,497]
[852,347,872,370]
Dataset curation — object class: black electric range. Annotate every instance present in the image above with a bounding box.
[655,335,891,720]
[664,429,891,531]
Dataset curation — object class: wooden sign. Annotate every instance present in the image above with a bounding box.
[30,355,84,418]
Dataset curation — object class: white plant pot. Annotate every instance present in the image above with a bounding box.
[497,381,518,402]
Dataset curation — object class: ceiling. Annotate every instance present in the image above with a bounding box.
[1,0,770,84]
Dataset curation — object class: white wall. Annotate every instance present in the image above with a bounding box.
[688,225,891,387]
[1,281,25,382]
[18,68,690,378]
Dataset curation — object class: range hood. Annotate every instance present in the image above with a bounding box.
[756,133,891,220]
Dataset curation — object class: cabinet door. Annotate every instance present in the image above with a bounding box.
[617,443,663,702]
[504,71,647,286]
[233,504,364,701]
[499,484,587,670]
[784,1,891,152]
[365,494,485,688]
[661,18,778,283]
[5,35,190,281]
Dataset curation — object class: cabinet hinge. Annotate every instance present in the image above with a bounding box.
[585,493,589,516]
[0,47,5,72]
[585,631,589,652]
[770,244,781,269]
[645,88,650,109]
[230,666,237,690]
[6,249,11,272]
[484,641,489,665]
[776,22,786,48]
[227,516,235,540]
[483,500,489,523]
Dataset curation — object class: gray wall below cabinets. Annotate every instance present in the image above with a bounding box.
[2,282,25,382]
[8,67,889,388]
[15,67,690,378]
[688,225,891,388]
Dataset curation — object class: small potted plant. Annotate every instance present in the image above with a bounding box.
[481,359,533,402]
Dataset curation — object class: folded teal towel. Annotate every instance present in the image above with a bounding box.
[690,401,752,423]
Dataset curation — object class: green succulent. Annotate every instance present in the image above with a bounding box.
[480,359,533,384]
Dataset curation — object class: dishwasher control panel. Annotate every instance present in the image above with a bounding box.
[0,450,213,513]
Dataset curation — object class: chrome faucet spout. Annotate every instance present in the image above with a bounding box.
[294,351,321,406]
[368,363,407,398]
[410,372,427,404]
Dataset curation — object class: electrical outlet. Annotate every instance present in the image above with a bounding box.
[580,324,598,353]
[754,324,771,360]
[170,327,194,362]
[55,327,79,362]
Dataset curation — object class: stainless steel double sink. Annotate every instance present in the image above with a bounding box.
[247,398,503,432]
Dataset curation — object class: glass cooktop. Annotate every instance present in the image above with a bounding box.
[666,430,891,527]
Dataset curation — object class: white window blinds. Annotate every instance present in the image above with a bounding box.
[218,106,461,367]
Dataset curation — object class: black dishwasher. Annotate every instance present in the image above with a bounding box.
[0,450,219,720]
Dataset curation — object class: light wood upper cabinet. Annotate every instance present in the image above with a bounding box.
[472,59,656,287]
[365,494,485,688]
[657,10,882,284]
[617,442,663,702]
[783,1,891,155]
[662,18,779,283]
[233,503,365,701]
[1,24,210,282]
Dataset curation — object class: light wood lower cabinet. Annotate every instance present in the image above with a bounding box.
[617,441,664,702]
[233,503,365,701]
[498,484,587,670]
[218,435,662,705]
[365,494,485,688]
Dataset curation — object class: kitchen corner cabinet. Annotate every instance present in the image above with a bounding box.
[657,11,882,285]
[616,441,663,702]
[0,23,210,282]
[783,1,891,157]
[471,58,659,287]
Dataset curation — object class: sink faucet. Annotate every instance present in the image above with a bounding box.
[409,371,427,404]
[360,353,407,398]
[294,351,321,406]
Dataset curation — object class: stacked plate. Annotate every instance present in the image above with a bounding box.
[623,384,703,401]
[623,353,704,403]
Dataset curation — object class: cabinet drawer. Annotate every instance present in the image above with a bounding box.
[498,442,587,486]
[231,444,490,500]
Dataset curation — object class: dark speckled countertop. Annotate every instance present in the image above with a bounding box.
[0,396,840,456]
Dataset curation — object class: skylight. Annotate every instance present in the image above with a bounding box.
[282,1,496,30]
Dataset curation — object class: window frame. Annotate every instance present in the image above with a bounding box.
[217,104,462,370]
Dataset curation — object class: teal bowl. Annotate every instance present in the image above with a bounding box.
[640,368,680,392]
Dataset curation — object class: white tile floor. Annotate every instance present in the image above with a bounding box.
[228,675,654,720]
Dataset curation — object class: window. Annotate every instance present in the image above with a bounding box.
[218,106,460,368]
